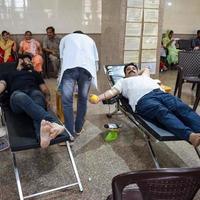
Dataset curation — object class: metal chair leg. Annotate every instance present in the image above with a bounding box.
[66,141,83,191]
[12,153,24,200]
[193,84,200,111]
[11,142,83,200]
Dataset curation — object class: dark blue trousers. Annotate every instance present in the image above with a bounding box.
[10,89,57,140]
[135,89,200,141]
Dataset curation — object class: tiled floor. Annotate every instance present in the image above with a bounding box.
[0,70,200,200]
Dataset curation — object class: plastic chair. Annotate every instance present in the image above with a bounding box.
[43,51,60,78]
[107,167,200,200]
[178,39,192,51]
[174,51,200,107]
[193,83,200,110]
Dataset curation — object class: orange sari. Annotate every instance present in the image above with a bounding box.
[19,39,43,72]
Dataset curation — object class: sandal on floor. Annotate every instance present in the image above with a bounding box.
[0,138,9,152]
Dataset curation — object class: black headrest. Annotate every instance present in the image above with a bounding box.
[18,53,32,60]
[0,62,17,74]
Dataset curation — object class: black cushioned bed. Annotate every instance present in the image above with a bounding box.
[4,107,70,151]
[0,62,83,200]
[104,64,200,168]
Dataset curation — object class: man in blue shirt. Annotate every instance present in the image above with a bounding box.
[192,30,200,50]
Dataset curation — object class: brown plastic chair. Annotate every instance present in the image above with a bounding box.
[174,51,200,109]
[177,39,192,51]
[107,167,200,200]
[193,83,200,110]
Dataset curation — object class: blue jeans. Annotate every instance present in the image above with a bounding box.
[135,89,200,141]
[61,67,92,135]
[10,89,57,140]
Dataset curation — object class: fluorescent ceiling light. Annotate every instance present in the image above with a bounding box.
[167,1,172,6]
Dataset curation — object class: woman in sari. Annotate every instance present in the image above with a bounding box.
[19,31,43,73]
[0,31,16,63]
[162,30,179,65]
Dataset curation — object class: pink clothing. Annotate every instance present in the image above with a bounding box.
[19,39,43,72]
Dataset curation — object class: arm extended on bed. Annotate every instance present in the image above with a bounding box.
[98,88,120,101]
[138,67,150,76]
[89,88,120,104]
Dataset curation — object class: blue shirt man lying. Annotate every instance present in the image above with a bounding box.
[0,54,64,148]
[90,62,200,148]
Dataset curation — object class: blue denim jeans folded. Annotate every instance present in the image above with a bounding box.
[10,89,57,140]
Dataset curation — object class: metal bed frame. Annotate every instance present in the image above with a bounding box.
[1,108,83,200]
[104,64,200,168]
[0,62,83,200]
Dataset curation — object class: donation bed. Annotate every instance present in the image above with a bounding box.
[103,64,200,168]
[0,62,83,200]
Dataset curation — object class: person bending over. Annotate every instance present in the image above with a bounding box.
[58,30,99,137]
[0,54,64,148]
[90,62,200,147]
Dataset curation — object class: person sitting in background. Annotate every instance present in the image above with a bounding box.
[162,30,179,66]
[192,30,200,50]
[90,62,200,148]
[160,41,168,72]
[0,31,16,63]
[0,54,64,148]
[43,26,60,76]
[19,31,43,73]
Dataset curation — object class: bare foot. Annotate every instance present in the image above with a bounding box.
[40,120,52,148]
[189,133,200,147]
[49,123,65,139]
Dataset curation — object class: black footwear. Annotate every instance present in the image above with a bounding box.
[0,138,9,151]
[75,128,85,136]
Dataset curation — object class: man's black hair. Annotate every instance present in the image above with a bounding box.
[24,31,32,36]
[197,30,200,35]
[73,30,84,34]
[1,30,8,36]
[124,62,138,74]
[46,26,55,33]
[169,30,174,35]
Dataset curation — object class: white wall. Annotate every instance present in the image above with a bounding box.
[163,0,200,34]
[0,0,101,34]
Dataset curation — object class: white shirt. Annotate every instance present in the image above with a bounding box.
[113,75,161,111]
[58,33,99,88]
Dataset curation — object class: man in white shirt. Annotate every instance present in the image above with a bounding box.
[90,63,200,147]
[59,31,99,136]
